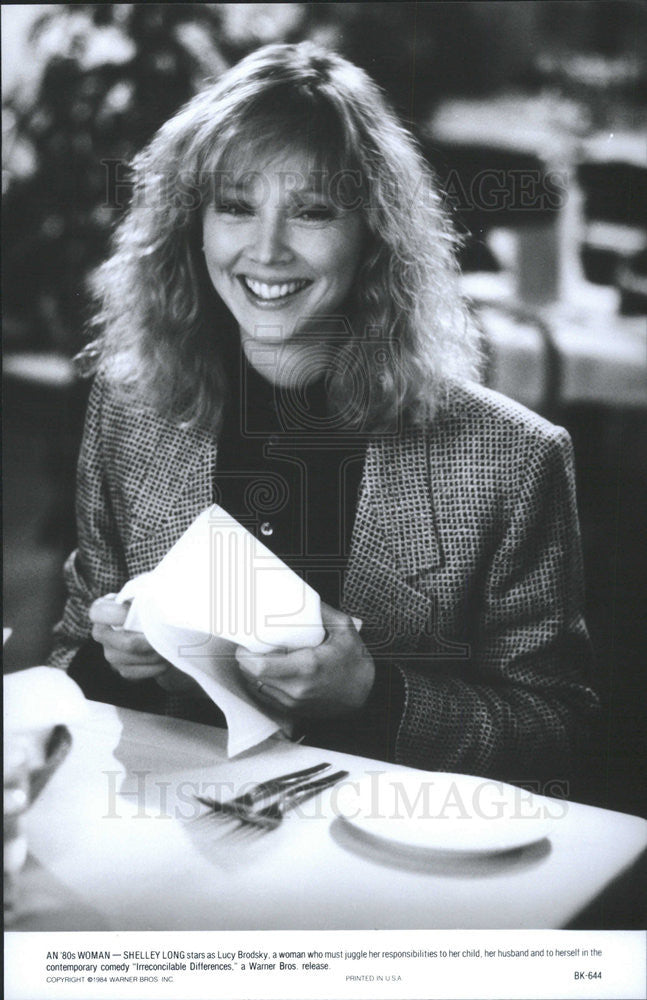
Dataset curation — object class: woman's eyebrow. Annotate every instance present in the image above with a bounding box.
[216,185,332,204]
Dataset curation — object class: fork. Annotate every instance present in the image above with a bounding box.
[195,762,331,821]
[231,769,350,834]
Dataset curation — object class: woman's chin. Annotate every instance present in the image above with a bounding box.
[240,334,326,385]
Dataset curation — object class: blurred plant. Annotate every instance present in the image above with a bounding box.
[1,3,332,354]
[2,4,228,354]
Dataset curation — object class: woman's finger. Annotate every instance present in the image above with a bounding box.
[243,673,298,709]
[92,623,157,657]
[103,644,166,668]
[235,646,317,680]
[89,597,130,627]
[242,667,313,703]
[319,601,354,631]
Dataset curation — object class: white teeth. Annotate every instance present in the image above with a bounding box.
[243,277,308,300]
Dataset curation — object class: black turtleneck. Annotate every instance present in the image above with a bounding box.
[214,352,365,610]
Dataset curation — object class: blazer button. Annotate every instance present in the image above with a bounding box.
[260,521,274,537]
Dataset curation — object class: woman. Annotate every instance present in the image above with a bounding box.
[51,42,598,785]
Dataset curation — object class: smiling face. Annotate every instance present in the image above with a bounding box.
[202,150,365,382]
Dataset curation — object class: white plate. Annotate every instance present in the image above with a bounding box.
[335,771,557,853]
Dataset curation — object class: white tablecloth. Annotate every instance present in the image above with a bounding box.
[17,702,647,931]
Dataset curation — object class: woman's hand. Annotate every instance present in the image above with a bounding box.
[89,596,205,696]
[235,602,375,718]
[90,597,167,681]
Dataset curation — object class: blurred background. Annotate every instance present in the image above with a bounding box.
[3,3,646,817]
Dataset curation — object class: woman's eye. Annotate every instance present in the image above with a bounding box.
[295,204,334,221]
[215,200,254,217]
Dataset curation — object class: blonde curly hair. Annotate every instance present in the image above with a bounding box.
[82,41,482,432]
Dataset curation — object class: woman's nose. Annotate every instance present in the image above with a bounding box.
[249,213,292,265]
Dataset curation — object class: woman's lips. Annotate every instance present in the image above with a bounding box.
[239,275,312,305]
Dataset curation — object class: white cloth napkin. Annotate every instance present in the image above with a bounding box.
[116,505,327,757]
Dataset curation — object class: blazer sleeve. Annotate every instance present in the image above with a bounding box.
[392,426,599,785]
[49,375,129,670]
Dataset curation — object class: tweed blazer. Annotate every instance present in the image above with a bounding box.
[51,374,598,781]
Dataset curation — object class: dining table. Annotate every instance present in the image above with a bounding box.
[9,699,647,933]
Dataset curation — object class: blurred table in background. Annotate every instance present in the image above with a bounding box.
[426,97,646,307]
[425,96,645,415]
[464,272,646,415]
